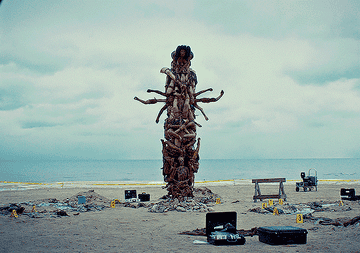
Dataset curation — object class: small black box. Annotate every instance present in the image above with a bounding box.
[258,226,307,245]
[138,193,150,202]
[340,188,360,200]
[125,190,137,199]
[206,212,245,245]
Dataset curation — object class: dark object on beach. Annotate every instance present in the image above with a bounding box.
[296,168,318,192]
[56,210,69,216]
[0,204,25,215]
[138,193,150,202]
[258,226,307,245]
[125,190,137,202]
[134,45,223,199]
[180,227,257,237]
[341,188,360,201]
[206,212,246,245]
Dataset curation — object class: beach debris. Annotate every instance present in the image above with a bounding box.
[0,203,25,215]
[248,200,359,227]
[56,210,69,216]
[249,201,351,216]
[304,214,360,227]
[148,187,219,213]
[0,190,110,219]
[148,197,212,213]
[117,187,219,212]
[134,45,224,199]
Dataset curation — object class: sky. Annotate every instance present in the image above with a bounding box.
[0,0,359,160]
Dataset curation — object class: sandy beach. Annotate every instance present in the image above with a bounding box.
[1,181,359,253]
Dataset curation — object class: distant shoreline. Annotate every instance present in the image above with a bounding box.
[1,179,359,192]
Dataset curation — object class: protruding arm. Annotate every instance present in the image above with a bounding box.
[155,104,168,123]
[147,89,167,97]
[194,104,209,121]
[134,97,166,104]
[195,90,224,103]
[194,88,213,97]
[160,67,176,81]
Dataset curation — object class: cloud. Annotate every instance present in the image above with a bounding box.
[0,0,360,160]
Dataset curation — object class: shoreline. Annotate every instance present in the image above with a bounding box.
[1,179,360,192]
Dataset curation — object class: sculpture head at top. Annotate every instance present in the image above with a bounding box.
[171,45,194,74]
[172,45,193,61]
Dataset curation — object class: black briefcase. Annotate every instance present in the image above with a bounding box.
[258,226,307,245]
[206,212,245,245]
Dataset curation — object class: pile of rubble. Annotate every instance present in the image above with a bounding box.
[248,200,360,227]
[121,187,220,213]
[249,201,351,215]
[0,190,110,218]
[1,187,220,218]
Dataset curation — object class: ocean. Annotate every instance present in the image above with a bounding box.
[0,158,359,183]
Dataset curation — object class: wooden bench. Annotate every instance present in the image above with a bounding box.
[252,178,286,202]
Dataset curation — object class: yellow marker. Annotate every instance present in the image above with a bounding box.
[268,199,273,206]
[273,207,279,215]
[262,202,267,209]
[32,206,37,213]
[110,201,116,208]
[339,200,344,206]
[279,199,284,205]
[215,198,221,204]
[296,214,303,223]
[11,210,18,218]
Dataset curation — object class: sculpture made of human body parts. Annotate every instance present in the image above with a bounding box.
[134,45,223,199]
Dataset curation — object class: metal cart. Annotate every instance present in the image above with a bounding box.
[295,168,318,192]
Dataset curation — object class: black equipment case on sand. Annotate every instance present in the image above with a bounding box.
[258,226,307,245]
[206,212,246,245]
[138,192,150,202]
[125,190,137,202]
[341,188,360,201]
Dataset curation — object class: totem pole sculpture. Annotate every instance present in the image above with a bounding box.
[134,45,224,199]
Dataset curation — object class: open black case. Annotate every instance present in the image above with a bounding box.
[206,212,245,245]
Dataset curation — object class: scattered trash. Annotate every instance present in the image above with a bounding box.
[119,187,219,213]
[147,187,219,213]
[249,201,350,216]
[304,214,360,227]
[56,210,69,216]
[248,200,359,227]
[0,190,110,219]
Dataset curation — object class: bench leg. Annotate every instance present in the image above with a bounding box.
[254,182,261,202]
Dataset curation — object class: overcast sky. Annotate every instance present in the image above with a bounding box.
[1,0,359,160]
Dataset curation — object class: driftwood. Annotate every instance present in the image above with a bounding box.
[134,45,223,199]
[305,213,360,227]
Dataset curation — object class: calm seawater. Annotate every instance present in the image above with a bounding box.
[0,159,359,183]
